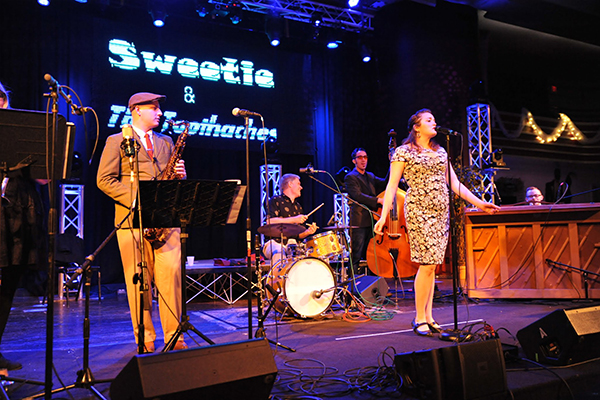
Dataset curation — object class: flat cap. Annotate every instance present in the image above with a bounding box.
[128,92,166,110]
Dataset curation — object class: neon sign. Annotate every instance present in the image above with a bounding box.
[108,105,277,141]
[108,39,275,88]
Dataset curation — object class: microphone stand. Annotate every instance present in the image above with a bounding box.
[546,259,600,301]
[243,116,253,339]
[42,82,60,400]
[439,132,467,341]
[130,138,153,355]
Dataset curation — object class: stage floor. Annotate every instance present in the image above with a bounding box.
[2,278,600,399]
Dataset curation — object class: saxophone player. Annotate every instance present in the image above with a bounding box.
[97,92,187,353]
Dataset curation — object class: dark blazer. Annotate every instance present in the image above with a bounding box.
[97,129,174,228]
[344,168,387,228]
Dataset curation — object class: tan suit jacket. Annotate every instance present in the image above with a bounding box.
[97,130,175,228]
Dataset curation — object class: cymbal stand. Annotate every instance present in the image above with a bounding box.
[254,235,295,352]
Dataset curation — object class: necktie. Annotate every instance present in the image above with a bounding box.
[144,134,153,159]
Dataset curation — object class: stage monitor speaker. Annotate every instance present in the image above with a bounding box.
[354,275,388,303]
[110,338,277,400]
[516,305,600,366]
[395,339,507,400]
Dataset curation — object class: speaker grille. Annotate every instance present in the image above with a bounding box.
[565,306,600,336]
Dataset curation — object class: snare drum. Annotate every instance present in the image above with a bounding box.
[266,257,335,318]
[304,231,343,259]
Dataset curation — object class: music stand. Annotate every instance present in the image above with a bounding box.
[137,179,240,350]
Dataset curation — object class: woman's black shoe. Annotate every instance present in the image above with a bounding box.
[411,319,433,337]
[0,354,22,371]
[427,321,443,333]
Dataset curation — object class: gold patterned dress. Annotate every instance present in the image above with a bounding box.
[392,144,449,265]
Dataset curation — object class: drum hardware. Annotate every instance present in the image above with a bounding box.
[254,234,295,352]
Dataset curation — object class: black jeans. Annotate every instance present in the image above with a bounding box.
[350,227,372,276]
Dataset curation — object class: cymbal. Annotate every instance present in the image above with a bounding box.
[258,223,305,237]
[323,225,360,230]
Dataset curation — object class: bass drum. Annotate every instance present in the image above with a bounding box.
[266,257,335,318]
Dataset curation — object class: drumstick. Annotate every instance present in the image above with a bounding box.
[306,203,324,217]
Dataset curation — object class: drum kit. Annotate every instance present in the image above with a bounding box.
[257,222,358,319]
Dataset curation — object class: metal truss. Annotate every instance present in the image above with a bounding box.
[467,103,496,203]
[334,193,350,227]
[60,184,84,237]
[260,164,282,228]
[211,0,374,31]
[334,193,351,258]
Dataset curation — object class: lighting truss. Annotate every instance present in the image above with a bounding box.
[467,103,497,204]
[210,0,374,31]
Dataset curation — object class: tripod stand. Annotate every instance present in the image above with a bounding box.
[164,219,215,350]
[137,179,240,351]
[31,265,111,399]
[29,207,139,399]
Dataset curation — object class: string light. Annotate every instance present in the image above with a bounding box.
[523,111,584,144]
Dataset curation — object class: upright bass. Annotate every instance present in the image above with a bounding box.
[366,130,419,278]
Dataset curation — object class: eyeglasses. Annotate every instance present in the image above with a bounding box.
[355,155,368,160]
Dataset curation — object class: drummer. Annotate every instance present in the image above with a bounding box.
[263,173,318,266]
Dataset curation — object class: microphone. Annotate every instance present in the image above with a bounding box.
[299,164,326,174]
[44,73,60,88]
[313,290,323,299]
[121,125,137,157]
[435,126,461,136]
[121,125,137,182]
[299,164,314,174]
[44,73,75,110]
[232,107,262,117]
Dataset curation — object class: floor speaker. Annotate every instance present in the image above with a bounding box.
[395,339,507,400]
[353,275,388,303]
[517,305,600,365]
[110,338,277,400]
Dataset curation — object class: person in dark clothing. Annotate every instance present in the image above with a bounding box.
[344,148,387,276]
[0,81,48,370]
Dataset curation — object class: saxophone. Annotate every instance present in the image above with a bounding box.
[143,120,190,244]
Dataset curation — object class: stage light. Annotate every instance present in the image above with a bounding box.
[265,14,283,47]
[74,0,88,3]
[150,5,168,27]
[360,44,371,62]
[348,0,359,8]
[38,0,50,5]
[310,12,323,27]
[229,2,243,24]
[196,0,211,17]
[327,40,341,49]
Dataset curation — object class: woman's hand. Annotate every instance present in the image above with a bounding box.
[374,219,385,235]
[478,200,501,215]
